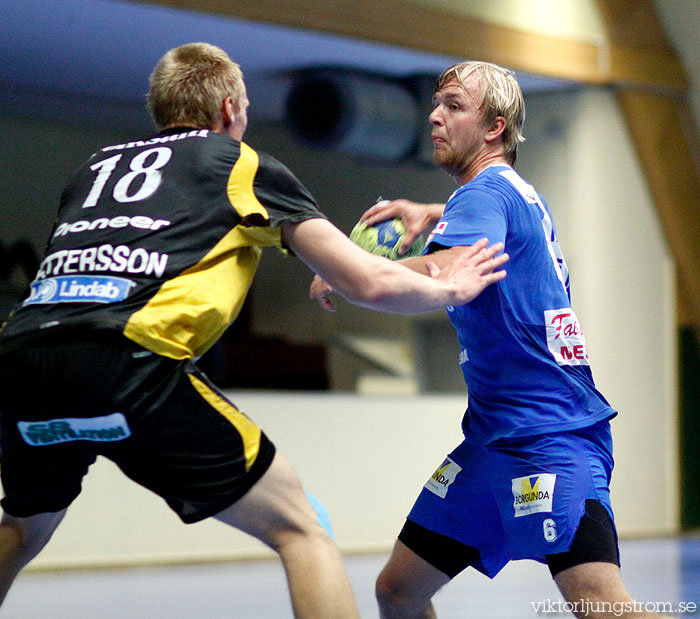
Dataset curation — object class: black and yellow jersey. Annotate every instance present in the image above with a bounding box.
[0,128,325,359]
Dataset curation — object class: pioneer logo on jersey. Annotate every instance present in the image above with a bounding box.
[24,275,135,305]
[425,457,462,498]
[544,308,589,366]
[53,215,171,238]
[511,473,556,517]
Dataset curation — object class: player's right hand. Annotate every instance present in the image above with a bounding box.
[431,239,509,305]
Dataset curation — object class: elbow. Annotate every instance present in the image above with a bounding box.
[341,278,388,308]
[336,268,400,311]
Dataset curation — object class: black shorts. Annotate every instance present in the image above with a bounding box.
[0,330,276,523]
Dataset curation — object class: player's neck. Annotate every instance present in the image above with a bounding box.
[456,151,510,186]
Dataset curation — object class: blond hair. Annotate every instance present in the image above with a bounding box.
[435,61,525,164]
[147,43,244,130]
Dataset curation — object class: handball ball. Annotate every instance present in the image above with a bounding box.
[349,218,425,260]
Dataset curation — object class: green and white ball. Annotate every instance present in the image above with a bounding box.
[349,218,425,260]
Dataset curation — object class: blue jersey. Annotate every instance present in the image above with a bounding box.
[425,165,616,443]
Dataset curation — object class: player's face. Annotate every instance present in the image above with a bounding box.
[429,76,490,178]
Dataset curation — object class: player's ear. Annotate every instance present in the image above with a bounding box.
[221,96,235,126]
[485,116,506,143]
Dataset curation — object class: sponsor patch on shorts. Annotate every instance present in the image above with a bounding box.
[511,473,556,517]
[18,413,131,446]
[425,457,462,498]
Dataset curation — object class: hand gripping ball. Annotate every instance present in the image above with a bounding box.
[349,218,425,260]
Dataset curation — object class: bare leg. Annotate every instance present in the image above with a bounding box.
[214,450,360,619]
[375,539,451,619]
[555,562,673,618]
[0,509,67,606]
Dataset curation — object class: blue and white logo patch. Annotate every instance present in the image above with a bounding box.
[18,413,131,446]
[425,457,462,498]
[511,473,556,517]
[24,275,135,305]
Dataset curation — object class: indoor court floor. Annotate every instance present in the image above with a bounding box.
[2,536,699,618]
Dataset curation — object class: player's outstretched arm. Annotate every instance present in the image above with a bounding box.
[308,244,489,311]
[398,245,476,276]
[286,218,507,314]
[360,199,445,255]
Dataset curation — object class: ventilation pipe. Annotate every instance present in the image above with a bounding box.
[285,70,420,160]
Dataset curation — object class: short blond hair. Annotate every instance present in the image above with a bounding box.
[435,61,525,164]
[147,43,244,130]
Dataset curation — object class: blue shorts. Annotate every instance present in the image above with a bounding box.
[406,421,614,578]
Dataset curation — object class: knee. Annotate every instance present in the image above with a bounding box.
[266,508,334,556]
[375,569,408,613]
[0,522,25,563]
[0,523,23,548]
[0,511,65,569]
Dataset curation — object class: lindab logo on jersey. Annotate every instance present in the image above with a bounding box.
[24,276,135,305]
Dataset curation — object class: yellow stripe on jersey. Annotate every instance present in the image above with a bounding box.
[227,142,269,222]
[187,373,261,472]
[123,230,263,360]
[123,141,284,361]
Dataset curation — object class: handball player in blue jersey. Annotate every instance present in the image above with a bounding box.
[314,61,670,618]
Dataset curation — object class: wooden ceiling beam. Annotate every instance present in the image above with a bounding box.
[134,0,686,93]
